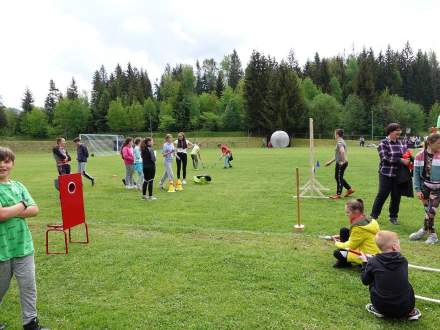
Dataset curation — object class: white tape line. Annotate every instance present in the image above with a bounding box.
[415,295,440,304]
[409,264,440,273]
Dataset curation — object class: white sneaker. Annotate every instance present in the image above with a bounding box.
[425,233,439,244]
[141,195,149,200]
[409,228,427,241]
[365,303,384,318]
[182,179,187,185]
[125,185,132,190]
[149,196,157,201]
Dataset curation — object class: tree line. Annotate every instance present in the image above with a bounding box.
[1,42,440,138]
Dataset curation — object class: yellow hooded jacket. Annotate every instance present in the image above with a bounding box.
[335,217,380,264]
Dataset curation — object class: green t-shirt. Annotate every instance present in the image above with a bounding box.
[0,180,36,261]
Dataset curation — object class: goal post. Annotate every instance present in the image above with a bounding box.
[79,134,125,156]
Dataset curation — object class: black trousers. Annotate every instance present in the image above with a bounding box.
[176,152,187,179]
[370,174,402,219]
[142,166,156,196]
[333,227,350,262]
[335,162,351,195]
[57,164,71,175]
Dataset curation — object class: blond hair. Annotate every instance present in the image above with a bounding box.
[375,230,399,251]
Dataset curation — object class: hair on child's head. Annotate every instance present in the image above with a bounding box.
[165,134,172,140]
[134,137,142,145]
[427,133,440,146]
[375,230,399,251]
[0,147,15,162]
[73,137,81,143]
[335,129,344,137]
[56,137,65,144]
[345,198,364,213]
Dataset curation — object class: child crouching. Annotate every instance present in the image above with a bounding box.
[360,231,421,320]
[333,199,380,268]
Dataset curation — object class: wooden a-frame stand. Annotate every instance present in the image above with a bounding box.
[294,118,329,199]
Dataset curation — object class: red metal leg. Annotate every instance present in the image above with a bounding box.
[46,228,68,255]
[69,222,90,244]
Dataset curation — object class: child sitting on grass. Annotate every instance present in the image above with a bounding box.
[0,147,49,330]
[333,199,380,268]
[360,230,421,320]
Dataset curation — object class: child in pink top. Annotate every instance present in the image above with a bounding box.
[121,137,135,189]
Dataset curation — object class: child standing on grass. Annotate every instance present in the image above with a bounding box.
[411,133,440,244]
[332,199,380,268]
[174,132,193,184]
[73,137,94,186]
[191,143,201,169]
[360,231,421,320]
[218,143,233,168]
[140,137,157,200]
[121,137,135,189]
[0,147,49,330]
[133,137,144,190]
[325,129,355,199]
[52,137,71,175]
[159,134,176,190]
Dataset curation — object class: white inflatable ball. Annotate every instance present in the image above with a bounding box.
[270,131,290,148]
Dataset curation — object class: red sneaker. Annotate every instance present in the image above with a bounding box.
[344,188,355,197]
[329,194,341,200]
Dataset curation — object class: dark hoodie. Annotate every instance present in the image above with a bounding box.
[361,252,415,318]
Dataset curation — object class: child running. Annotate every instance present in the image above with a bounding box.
[159,134,176,190]
[0,147,49,330]
[121,137,135,189]
[73,137,94,186]
[218,143,233,169]
[411,133,440,244]
[360,231,421,320]
[133,137,144,190]
[140,137,157,200]
[333,199,380,268]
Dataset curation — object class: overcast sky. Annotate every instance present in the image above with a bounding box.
[1,0,439,109]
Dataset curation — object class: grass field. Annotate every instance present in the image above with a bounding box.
[1,143,439,329]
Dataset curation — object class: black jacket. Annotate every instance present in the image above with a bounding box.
[361,252,415,318]
[77,144,89,162]
[141,147,156,168]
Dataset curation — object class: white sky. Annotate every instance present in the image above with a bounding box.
[0,0,439,108]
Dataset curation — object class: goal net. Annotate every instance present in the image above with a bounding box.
[79,134,124,156]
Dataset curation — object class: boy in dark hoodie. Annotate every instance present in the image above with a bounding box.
[360,230,421,320]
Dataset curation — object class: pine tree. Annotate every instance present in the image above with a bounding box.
[429,51,440,103]
[202,59,217,92]
[21,88,34,113]
[66,77,79,99]
[318,59,331,93]
[195,60,204,94]
[354,49,377,109]
[216,71,225,98]
[287,49,301,76]
[228,50,243,90]
[44,79,60,122]
[411,50,434,111]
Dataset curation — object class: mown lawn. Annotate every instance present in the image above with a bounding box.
[1,143,439,329]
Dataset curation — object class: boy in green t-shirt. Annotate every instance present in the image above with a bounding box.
[0,147,49,330]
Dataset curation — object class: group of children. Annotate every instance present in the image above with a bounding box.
[119,133,234,198]
[331,198,422,320]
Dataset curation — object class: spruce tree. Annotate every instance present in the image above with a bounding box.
[21,88,34,113]
[44,79,60,122]
[228,50,243,90]
[216,71,225,98]
[66,77,79,99]
[195,60,204,94]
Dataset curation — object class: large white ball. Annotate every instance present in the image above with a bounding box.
[270,131,290,148]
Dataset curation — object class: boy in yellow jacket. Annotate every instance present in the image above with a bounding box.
[333,199,381,268]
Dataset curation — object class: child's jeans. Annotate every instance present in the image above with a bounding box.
[0,254,37,325]
[125,164,135,186]
[224,155,230,168]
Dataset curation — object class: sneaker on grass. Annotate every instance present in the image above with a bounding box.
[425,233,438,244]
[141,195,149,200]
[389,217,399,225]
[149,196,157,200]
[407,307,422,321]
[365,303,384,318]
[409,228,427,241]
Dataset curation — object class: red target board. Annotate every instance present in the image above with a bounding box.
[58,173,85,230]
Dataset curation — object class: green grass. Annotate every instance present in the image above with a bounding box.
[1,146,439,329]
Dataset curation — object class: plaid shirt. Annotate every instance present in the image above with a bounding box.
[377,137,407,177]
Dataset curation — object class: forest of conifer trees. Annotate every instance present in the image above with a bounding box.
[1,42,440,139]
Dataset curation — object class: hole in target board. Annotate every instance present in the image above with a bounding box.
[67,182,76,194]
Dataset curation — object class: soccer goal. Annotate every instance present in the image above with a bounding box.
[79,134,125,156]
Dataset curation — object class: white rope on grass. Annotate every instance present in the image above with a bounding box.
[415,295,440,304]
[409,264,440,273]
